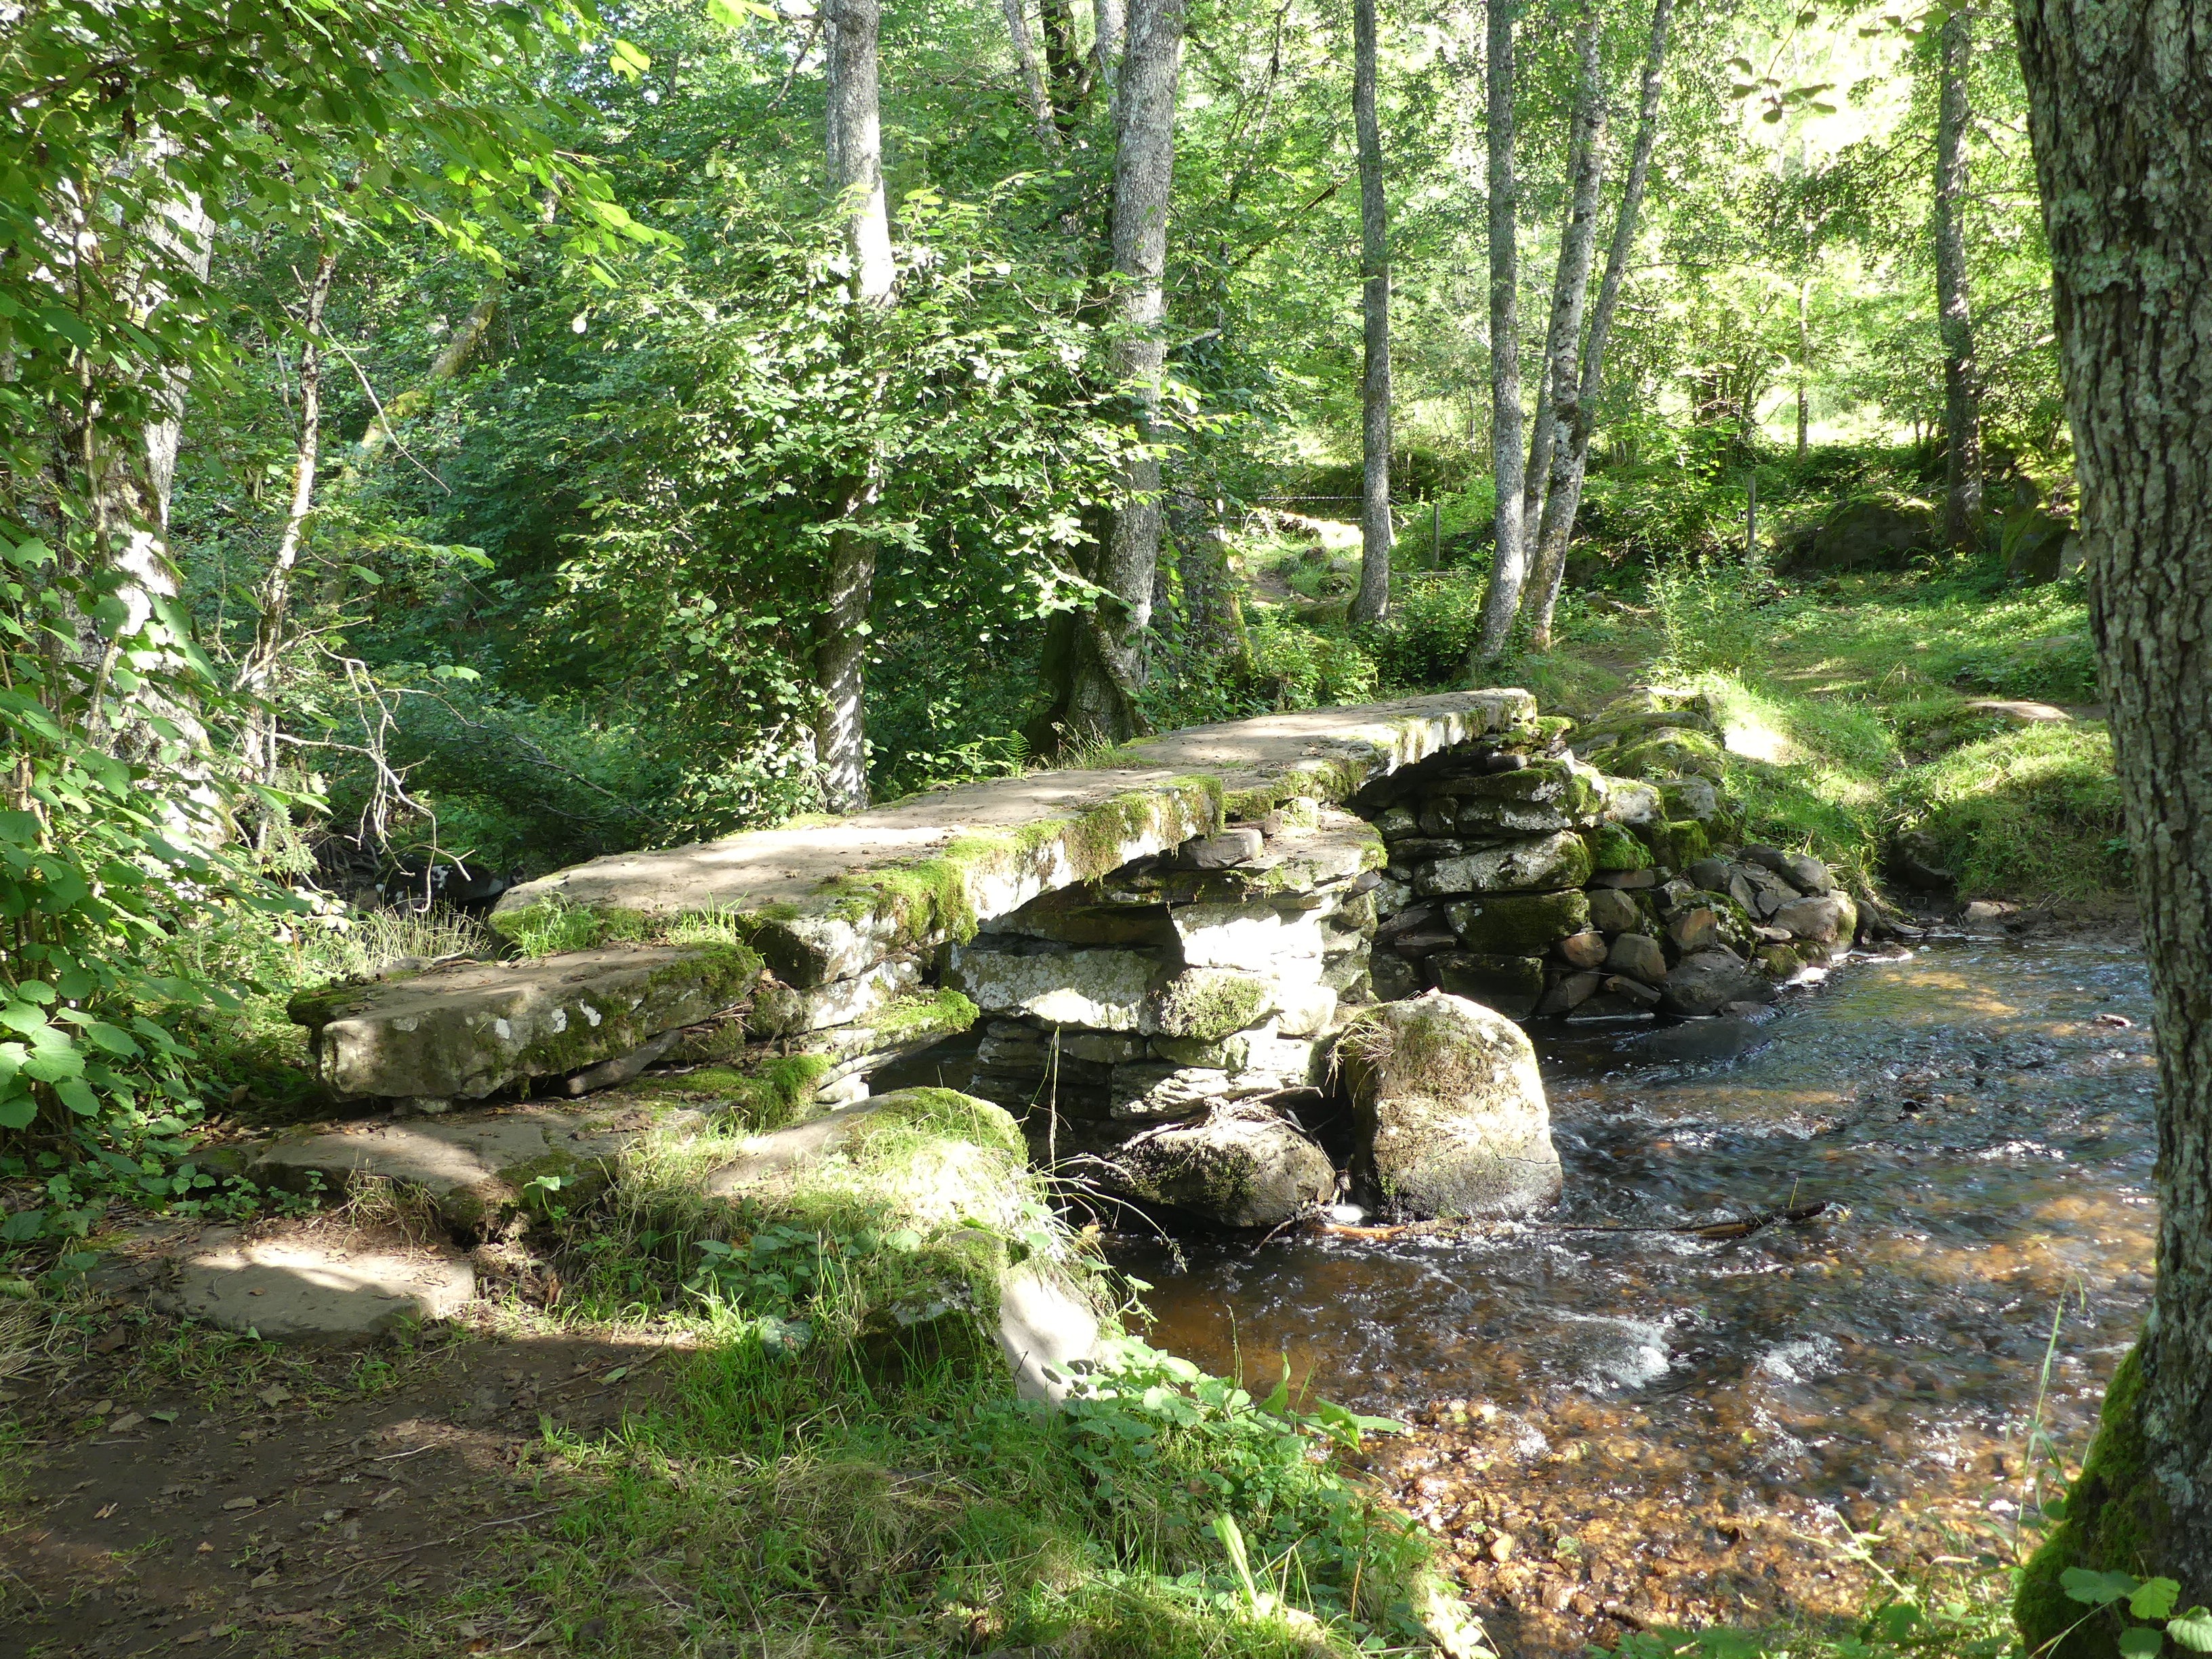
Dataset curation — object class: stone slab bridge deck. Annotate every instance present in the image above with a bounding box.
[291,691,1537,1109]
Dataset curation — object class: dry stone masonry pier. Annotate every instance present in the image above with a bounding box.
[186,687,1873,1353]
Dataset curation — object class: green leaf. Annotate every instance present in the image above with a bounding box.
[2167,1610,2212,1652]
[2133,1581,2183,1621]
[0,811,39,843]
[54,1077,100,1116]
[2119,1630,2164,1659]
[2065,1569,2142,1608]
[609,38,651,80]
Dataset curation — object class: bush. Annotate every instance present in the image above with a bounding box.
[1242,613,1378,708]
[1359,572,1488,690]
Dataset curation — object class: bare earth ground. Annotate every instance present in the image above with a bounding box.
[0,1243,683,1659]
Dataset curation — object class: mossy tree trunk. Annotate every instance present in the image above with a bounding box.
[2011,0,2212,1641]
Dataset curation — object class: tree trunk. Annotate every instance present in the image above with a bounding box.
[237,248,337,834]
[2009,0,2212,1637]
[1520,6,1607,575]
[1522,0,1673,651]
[1796,275,1810,459]
[1469,0,1525,665]
[1933,3,1982,553]
[1094,0,1126,108]
[1038,0,1086,119]
[1001,0,1063,148]
[1349,0,1393,625]
[813,0,897,814]
[67,181,220,826]
[1059,0,1185,745]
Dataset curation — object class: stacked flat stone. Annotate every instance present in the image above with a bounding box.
[1359,689,1858,1021]
[947,801,1379,1221]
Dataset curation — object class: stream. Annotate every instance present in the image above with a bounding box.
[1116,931,2158,1652]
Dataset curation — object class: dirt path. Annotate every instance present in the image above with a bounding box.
[0,1293,681,1657]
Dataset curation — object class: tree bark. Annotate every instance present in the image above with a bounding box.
[1094,0,1126,108]
[1059,0,1185,745]
[1349,0,1393,625]
[1933,2,1982,552]
[1469,0,1525,665]
[68,178,219,819]
[2009,0,2212,1633]
[813,0,897,815]
[1521,6,1607,571]
[237,248,337,828]
[1522,0,1672,651]
[1002,0,1063,148]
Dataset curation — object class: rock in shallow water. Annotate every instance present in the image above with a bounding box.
[1340,991,1561,1218]
[1096,1109,1336,1228]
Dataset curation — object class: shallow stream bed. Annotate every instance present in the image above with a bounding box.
[1118,933,2158,1654]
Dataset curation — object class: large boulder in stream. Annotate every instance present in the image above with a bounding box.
[1339,991,1561,1218]
[1096,1107,1336,1229]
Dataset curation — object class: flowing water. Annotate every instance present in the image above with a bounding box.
[1117,933,2159,1652]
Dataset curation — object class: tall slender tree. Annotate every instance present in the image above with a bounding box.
[1521,7,1607,558]
[1349,0,1393,625]
[1932,3,1982,552]
[2009,0,2212,1633]
[1470,0,1525,665]
[814,0,897,813]
[1057,0,1187,743]
[1521,0,1673,651]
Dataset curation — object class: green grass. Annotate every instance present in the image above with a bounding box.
[1267,537,2123,903]
[408,1091,1443,1658]
[421,1332,1434,1658]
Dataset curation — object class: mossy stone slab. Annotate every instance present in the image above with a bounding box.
[248,1099,708,1229]
[288,944,762,1103]
[491,692,1535,988]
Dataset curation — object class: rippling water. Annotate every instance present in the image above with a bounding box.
[1117,933,2158,1650]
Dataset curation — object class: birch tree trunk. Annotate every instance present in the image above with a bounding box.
[236,248,337,834]
[66,178,220,830]
[1469,0,1525,665]
[2009,0,2212,1634]
[1349,0,1393,626]
[1522,0,1672,651]
[1933,4,1982,552]
[1060,0,1185,743]
[814,0,897,814]
[1521,7,1607,563]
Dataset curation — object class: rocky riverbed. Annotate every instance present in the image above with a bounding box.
[1120,928,2157,1656]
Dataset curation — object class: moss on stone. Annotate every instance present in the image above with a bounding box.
[1153,970,1273,1042]
[2016,1345,2181,1659]
[1644,819,1711,873]
[1584,821,1652,873]
[1446,890,1591,954]
[870,988,981,1044]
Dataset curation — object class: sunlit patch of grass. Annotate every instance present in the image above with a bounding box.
[1887,723,2128,899]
